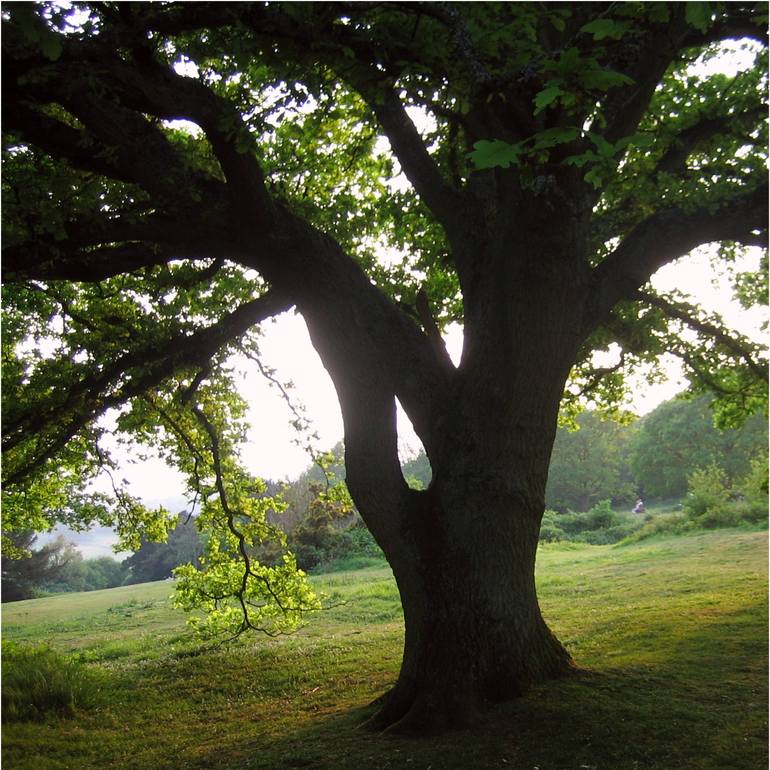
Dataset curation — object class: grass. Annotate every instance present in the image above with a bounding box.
[2,642,106,722]
[1,529,767,769]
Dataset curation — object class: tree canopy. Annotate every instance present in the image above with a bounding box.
[2,1,767,731]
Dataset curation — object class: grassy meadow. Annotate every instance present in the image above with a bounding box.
[2,529,767,769]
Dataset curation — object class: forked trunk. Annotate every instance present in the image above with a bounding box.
[301,219,590,734]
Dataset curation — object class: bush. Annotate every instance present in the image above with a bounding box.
[620,511,696,543]
[683,464,732,521]
[681,462,767,530]
[582,499,623,530]
[733,454,769,525]
[540,501,641,545]
[1,642,104,722]
[578,523,639,545]
[624,459,768,543]
[539,521,567,543]
[289,521,383,572]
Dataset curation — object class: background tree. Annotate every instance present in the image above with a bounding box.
[630,395,768,499]
[123,513,204,585]
[2,2,767,732]
[272,441,348,533]
[546,411,636,511]
[43,552,130,593]
[1,532,79,601]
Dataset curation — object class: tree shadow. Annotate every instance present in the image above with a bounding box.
[186,600,767,770]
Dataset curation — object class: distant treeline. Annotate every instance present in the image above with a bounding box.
[2,395,765,600]
[402,394,765,513]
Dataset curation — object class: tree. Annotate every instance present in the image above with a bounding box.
[2,2,767,732]
[1,532,79,601]
[631,395,768,498]
[546,410,636,511]
[42,552,129,593]
[123,513,204,584]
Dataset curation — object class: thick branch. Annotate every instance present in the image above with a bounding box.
[600,25,688,147]
[367,89,464,231]
[0,201,234,283]
[655,107,766,176]
[415,288,455,374]
[3,291,292,486]
[85,48,276,237]
[404,2,492,87]
[588,184,769,326]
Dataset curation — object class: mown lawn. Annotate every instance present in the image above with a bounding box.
[2,529,767,769]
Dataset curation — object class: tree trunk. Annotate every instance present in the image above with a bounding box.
[365,470,577,735]
[297,213,589,735]
[354,383,580,733]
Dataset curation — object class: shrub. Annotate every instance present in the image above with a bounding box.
[540,501,640,545]
[2,642,104,722]
[683,464,731,521]
[539,522,567,543]
[681,462,768,530]
[582,499,623,530]
[732,454,769,525]
[620,511,696,543]
[578,523,639,545]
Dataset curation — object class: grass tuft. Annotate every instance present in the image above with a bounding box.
[1,641,105,722]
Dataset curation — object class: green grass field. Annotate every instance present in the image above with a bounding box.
[2,529,767,769]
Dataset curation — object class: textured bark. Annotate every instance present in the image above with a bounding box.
[367,479,577,734]
[291,208,594,732]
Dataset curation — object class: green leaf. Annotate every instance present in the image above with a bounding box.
[579,68,634,91]
[533,84,565,114]
[685,2,713,33]
[587,131,616,158]
[564,150,600,168]
[531,126,580,151]
[467,139,523,170]
[615,133,656,151]
[584,166,605,189]
[580,19,630,41]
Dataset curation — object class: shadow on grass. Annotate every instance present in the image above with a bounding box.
[186,601,767,770]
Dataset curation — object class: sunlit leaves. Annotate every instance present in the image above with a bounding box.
[135,380,321,639]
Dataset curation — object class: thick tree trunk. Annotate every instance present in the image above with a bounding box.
[296,213,589,734]
[366,473,576,734]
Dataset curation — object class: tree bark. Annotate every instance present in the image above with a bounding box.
[368,476,577,735]
[291,208,592,733]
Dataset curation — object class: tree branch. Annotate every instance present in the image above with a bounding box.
[415,288,455,374]
[2,291,292,487]
[368,89,464,230]
[588,183,769,326]
[655,107,765,176]
[635,290,768,382]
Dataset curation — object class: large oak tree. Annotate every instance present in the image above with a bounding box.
[2,1,767,733]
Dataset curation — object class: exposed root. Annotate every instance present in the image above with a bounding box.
[360,679,416,732]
